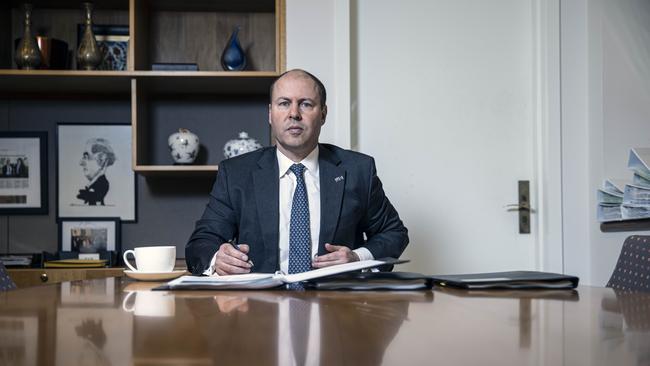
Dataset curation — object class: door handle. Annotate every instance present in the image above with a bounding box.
[505,181,533,234]
[504,203,535,212]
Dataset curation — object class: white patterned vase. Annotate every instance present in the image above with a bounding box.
[168,128,199,164]
[223,131,262,158]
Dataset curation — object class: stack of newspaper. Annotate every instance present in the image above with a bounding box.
[598,148,650,222]
[597,179,624,222]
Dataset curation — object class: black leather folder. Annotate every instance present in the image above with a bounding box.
[304,271,434,290]
[430,271,579,290]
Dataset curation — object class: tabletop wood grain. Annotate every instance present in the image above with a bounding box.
[0,278,648,366]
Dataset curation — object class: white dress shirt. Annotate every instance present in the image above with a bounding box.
[277,147,321,274]
[207,146,373,275]
[278,299,321,366]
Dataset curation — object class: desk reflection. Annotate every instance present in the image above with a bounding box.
[184,291,431,366]
[600,291,650,365]
[4,279,650,366]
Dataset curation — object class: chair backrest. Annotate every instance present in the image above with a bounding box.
[607,235,650,292]
[0,261,16,291]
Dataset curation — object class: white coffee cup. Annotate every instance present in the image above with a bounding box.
[123,246,176,273]
[122,291,175,317]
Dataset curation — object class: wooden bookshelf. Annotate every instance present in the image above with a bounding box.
[1,0,285,175]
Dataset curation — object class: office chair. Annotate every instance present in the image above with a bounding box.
[0,261,16,291]
[607,235,650,292]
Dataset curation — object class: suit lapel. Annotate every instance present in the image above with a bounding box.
[318,145,346,255]
[252,147,280,271]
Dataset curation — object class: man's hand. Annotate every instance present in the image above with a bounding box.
[212,243,252,275]
[311,243,359,268]
[214,295,249,314]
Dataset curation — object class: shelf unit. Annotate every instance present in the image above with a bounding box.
[1,0,285,175]
[600,219,650,232]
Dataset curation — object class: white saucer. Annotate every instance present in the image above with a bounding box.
[123,269,187,281]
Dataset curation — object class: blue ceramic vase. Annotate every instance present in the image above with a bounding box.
[221,26,246,71]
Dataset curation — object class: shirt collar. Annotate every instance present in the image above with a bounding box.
[277,145,319,178]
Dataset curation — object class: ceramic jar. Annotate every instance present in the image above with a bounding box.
[223,131,262,158]
[168,128,199,164]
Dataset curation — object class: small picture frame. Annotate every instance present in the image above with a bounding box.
[0,131,48,214]
[57,123,136,222]
[58,218,121,254]
[61,277,116,304]
[77,24,129,70]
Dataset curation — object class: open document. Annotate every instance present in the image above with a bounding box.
[156,258,406,290]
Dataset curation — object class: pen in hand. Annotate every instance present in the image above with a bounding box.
[228,239,254,267]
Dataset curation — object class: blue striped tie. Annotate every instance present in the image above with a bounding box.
[288,163,312,275]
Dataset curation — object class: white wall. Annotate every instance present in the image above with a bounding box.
[285,0,351,148]
[352,0,546,274]
[562,0,650,285]
[287,0,566,275]
[287,0,650,282]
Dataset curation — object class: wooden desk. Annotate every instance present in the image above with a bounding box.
[7,267,125,288]
[0,279,648,366]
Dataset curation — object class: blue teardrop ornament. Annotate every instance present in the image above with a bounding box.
[221,27,247,71]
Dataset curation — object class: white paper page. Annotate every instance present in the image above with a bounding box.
[167,273,283,289]
[604,179,628,195]
[173,273,273,283]
[628,148,650,179]
[281,259,387,283]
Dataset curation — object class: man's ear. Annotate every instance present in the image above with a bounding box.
[268,104,272,125]
[321,105,328,125]
[95,152,107,167]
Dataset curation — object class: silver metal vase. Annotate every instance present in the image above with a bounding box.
[15,4,41,70]
[76,2,102,70]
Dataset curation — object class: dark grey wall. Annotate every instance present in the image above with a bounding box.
[0,96,270,257]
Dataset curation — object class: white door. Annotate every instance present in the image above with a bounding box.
[354,0,560,274]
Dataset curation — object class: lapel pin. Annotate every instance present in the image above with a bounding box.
[334,176,344,183]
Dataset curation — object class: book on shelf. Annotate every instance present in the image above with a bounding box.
[43,259,107,268]
[154,258,408,290]
[151,63,199,71]
[0,255,33,267]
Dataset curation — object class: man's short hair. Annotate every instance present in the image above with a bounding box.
[87,138,116,167]
[269,69,327,107]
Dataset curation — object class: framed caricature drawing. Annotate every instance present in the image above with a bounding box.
[57,123,136,222]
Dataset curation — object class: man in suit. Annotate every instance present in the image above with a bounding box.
[14,157,28,178]
[1,160,13,177]
[77,138,115,206]
[186,69,408,275]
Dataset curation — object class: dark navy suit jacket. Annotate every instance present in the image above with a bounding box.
[185,144,409,275]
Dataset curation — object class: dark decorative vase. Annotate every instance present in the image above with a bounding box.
[220,26,246,71]
[76,2,102,70]
[15,4,41,70]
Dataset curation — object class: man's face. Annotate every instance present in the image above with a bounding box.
[80,145,102,181]
[269,72,327,160]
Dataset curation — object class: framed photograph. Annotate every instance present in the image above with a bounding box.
[0,131,47,214]
[59,218,120,254]
[77,24,129,71]
[57,123,136,222]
